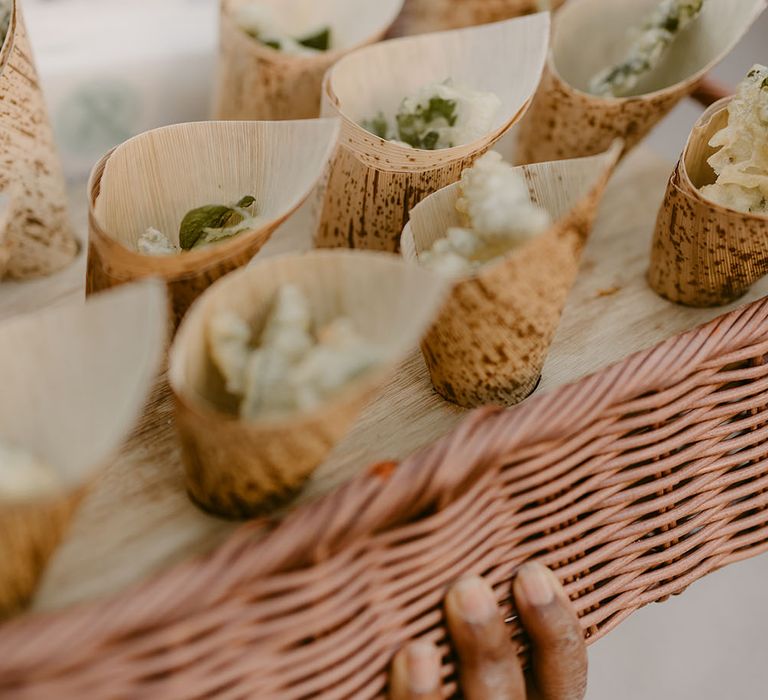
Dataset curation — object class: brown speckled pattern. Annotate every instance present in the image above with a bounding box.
[422,161,615,408]
[86,234,265,330]
[516,62,696,164]
[0,490,84,618]
[214,2,396,121]
[315,146,488,252]
[175,387,375,519]
[214,9,336,121]
[0,4,77,279]
[648,164,768,307]
[389,0,565,35]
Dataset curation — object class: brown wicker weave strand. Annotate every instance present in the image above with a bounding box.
[2,292,768,697]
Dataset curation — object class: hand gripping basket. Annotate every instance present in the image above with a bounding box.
[1,289,768,698]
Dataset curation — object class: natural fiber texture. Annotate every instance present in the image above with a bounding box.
[86,119,340,326]
[648,98,768,307]
[0,0,77,279]
[402,143,621,408]
[215,0,404,121]
[515,0,766,164]
[0,281,166,618]
[169,251,449,518]
[389,0,566,36]
[0,492,83,617]
[315,14,550,252]
[3,285,768,696]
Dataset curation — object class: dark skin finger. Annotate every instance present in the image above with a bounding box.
[513,563,588,700]
[389,639,443,700]
[444,575,527,700]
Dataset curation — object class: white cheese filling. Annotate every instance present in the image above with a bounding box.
[362,79,501,150]
[419,152,552,277]
[700,65,768,215]
[208,284,383,419]
[589,0,704,98]
[0,440,59,502]
[234,3,330,55]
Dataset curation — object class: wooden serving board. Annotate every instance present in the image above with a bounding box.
[3,147,766,613]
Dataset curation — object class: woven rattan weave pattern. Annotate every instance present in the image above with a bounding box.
[1,288,768,697]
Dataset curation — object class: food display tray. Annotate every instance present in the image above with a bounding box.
[2,147,768,697]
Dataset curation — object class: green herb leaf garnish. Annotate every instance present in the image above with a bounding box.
[179,205,236,250]
[237,195,256,209]
[297,27,331,51]
[395,96,458,149]
[362,112,390,139]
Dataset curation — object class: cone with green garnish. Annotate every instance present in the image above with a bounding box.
[315,14,551,253]
[86,119,340,327]
[515,0,766,165]
[215,0,405,121]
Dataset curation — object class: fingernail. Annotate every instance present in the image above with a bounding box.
[406,641,440,694]
[453,575,498,624]
[517,563,556,607]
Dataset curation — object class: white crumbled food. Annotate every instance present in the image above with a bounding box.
[137,227,179,256]
[589,0,704,98]
[0,440,60,502]
[208,284,383,419]
[699,65,768,214]
[419,152,552,277]
[234,2,329,55]
[362,79,501,150]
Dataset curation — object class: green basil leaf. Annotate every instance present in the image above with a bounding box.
[298,27,331,51]
[179,205,234,250]
[236,195,256,209]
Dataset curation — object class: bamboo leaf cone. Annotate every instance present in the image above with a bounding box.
[0,281,167,617]
[515,0,767,165]
[648,98,768,307]
[87,119,340,327]
[401,142,622,408]
[315,14,550,253]
[169,250,450,519]
[0,0,77,279]
[215,0,405,121]
[389,0,566,36]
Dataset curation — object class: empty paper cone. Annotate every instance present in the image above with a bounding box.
[215,0,404,120]
[0,0,77,279]
[515,0,766,164]
[169,250,449,519]
[389,0,566,36]
[87,119,340,326]
[648,98,768,307]
[402,142,621,408]
[315,14,550,253]
[0,281,166,616]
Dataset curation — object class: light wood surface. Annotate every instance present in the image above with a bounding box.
[1,147,764,613]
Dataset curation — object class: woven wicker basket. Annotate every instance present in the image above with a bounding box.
[1,285,768,697]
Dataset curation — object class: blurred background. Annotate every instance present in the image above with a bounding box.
[22,1,768,698]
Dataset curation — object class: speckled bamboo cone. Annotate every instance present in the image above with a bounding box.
[215,0,404,121]
[0,0,77,279]
[389,0,565,36]
[87,119,340,327]
[401,142,621,408]
[314,14,550,253]
[0,281,166,617]
[648,98,768,307]
[169,250,449,519]
[515,0,766,165]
